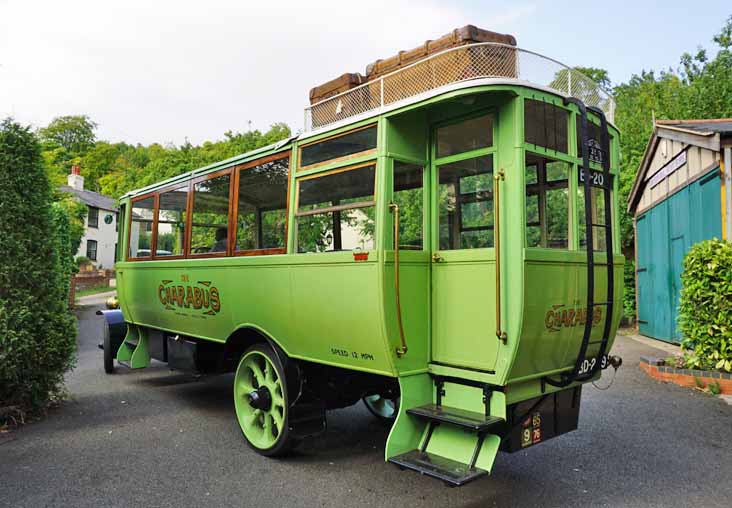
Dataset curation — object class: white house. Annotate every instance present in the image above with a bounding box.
[59,165,119,269]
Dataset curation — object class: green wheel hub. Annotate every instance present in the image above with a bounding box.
[234,346,287,451]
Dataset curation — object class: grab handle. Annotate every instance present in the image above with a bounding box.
[389,203,408,357]
[494,170,507,344]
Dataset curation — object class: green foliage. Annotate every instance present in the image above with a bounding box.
[623,258,636,320]
[678,239,732,372]
[38,115,97,155]
[708,380,722,395]
[0,118,77,412]
[54,195,87,255]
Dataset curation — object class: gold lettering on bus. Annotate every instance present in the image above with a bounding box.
[158,279,221,315]
[544,304,601,333]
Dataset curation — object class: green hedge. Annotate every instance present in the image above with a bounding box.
[679,239,732,372]
[0,119,77,413]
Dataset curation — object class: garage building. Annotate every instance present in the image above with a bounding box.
[628,119,732,343]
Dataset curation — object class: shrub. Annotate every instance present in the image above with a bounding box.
[0,118,77,413]
[679,239,732,372]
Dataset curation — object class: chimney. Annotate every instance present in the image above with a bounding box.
[68,165,84,191]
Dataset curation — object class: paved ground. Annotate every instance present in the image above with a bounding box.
[2,305,732,508]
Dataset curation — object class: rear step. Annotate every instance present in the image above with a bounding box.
[389,450,487,487]
[407,404,504,432]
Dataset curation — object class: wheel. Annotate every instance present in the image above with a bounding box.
[363,394,400,421]
[103,323,114,374]
[233,343,295,456]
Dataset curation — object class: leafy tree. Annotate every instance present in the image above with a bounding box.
[38,115,97,155]
[0,118,77,413]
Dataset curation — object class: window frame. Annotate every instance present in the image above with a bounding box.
[294,161,378,253]
[127,192,158,261]
[297,124,377,172]
[186,167,235,260]
[431,109,497,252]
[232,151,291,257]
[86,239,98,261]
[523,151,572,250]
[153,181,191,261]
[87,206,99,229]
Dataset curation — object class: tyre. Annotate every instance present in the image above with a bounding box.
[103,323,115,374]
[233,343,296,456]
[363,394,400,421]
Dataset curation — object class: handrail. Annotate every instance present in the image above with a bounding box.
[389,203,408,357]
[494,170,507,344]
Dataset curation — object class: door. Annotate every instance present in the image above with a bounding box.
[430,112,499,372]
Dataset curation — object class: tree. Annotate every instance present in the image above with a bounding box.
[0,118,77,414]
[38,115,98,155]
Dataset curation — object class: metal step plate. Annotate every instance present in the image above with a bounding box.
[407,404,504,432]
[389,449,487,487]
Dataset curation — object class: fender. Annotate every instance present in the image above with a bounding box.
[96,309,127,358]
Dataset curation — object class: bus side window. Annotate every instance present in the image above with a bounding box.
[524,98,569,153]
[525,152,569,249]
[129,197,155,259]
[235,156,289,253]
[393,161,424,250]
[190,172,232,255]
[116,204,126,262]
[296,164,376,253]
[157,185,188,257]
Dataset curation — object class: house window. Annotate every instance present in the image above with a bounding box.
[88,207,99,228]
[86,239,98,261]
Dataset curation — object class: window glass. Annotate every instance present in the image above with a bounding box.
[436,114,493,158]
[190,173,231,254]
[578,178,611,252]
[524,99,569,153]
[129,197,155,258]
[300,126,377,168]
[88,207,99,228]
[236,157,289,252]
[116,204,125,261]
[525,153,569,249]
[393,161,424,249]
[296,165,375,252]
[157,186,188,256]
[86,239,97,261]
[438,155,493,250]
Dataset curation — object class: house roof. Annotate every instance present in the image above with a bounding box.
[656,118,732,136]
[627,119,731,214]
[59,186,118,212]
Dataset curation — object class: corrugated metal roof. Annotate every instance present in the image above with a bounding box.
[657,119,732,135]
[59,186,118,211]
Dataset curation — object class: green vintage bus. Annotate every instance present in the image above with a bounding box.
[100,35,623,486]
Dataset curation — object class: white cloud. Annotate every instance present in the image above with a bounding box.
[0,0,535,145]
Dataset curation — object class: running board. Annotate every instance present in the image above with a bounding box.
[389,450,487,487]
[407,404,504,432]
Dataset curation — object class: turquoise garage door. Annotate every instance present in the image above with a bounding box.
[636,169,722,343]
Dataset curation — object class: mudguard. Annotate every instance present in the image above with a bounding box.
[96,309,127,358]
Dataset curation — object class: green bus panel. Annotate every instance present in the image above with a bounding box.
[636,169,721,343]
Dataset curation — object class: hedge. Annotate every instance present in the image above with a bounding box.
[679,239,732,372]
[0,119,77,414]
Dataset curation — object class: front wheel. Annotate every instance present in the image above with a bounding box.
[233,344,296,456]
[363,394,400,421]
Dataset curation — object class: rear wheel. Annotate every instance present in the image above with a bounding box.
[363,394,399,421]
[233,344,295,456]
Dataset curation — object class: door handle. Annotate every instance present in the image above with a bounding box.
[432,252,444,263]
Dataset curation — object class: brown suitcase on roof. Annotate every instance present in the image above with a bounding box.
[309,73,366,105]
[365,25,516,78]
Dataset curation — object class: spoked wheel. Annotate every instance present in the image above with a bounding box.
[233,344,295,456]
[363,394,400,421]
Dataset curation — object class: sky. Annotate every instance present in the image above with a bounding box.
[0,0,730,146]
